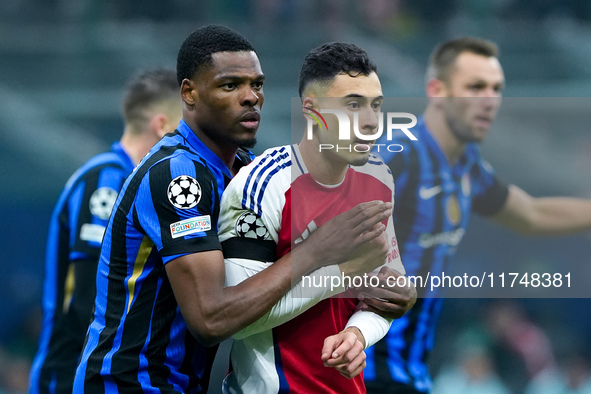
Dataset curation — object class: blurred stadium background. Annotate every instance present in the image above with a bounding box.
[1,0,590,392]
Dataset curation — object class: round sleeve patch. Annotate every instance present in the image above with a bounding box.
[235,211,270,240]
[89,187,118,220]
[167,175,202,209]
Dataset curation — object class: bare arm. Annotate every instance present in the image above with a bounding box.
[491,185,591,235]
[167,200,392,346]
[167,249,296,346]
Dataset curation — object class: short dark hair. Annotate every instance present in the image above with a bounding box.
[176,24,256,85]
[298,42,377,97]
[122,68,179,130]
[427,36,499,83]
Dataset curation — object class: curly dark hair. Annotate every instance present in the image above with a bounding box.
[298,42,377,97]
[176,24,256,85]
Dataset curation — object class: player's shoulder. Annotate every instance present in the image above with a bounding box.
[221,146,291,224]
[222,145,291,209]
[140,136,212,183]
[64,150,128,190]
[373,130,419,164]
[352,153,394,186]
[464,142,482,158]
[232,145,292,187]
[85,150,128,173]
[249,145,292,171]
[366,152,387,165]
[464,143,495,174]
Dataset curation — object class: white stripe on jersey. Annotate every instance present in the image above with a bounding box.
[242,146,291,217]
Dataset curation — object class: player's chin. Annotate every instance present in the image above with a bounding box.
[348,152,371,167]
[462,128,487,143]
[236,134,257,150]
[471,130,488,142]
[347,146,371,166]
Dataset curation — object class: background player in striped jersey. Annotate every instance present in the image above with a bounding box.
[73,25,393,393]
[218,42,416,394]
[29,68,182,394]
[365,36,591,393]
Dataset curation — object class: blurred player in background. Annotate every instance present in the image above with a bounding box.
[29,68,182,394]
[73,25,392,393]
[365,36,591,393]
[218,42,416,394]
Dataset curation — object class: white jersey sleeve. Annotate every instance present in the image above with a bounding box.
[346,310,392,349]
[226,259,346,340]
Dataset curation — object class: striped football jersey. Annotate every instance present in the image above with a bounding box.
[30,142,135,394]
[365,117,508,393]
[74,120,251,393]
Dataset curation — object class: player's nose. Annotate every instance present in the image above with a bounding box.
[241,86,260,107]
[358,105,380,133]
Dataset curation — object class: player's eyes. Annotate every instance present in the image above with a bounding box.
[372,101,383,111]
[252,81,264,90]
[346,101,360,110]
[222,83,238,90]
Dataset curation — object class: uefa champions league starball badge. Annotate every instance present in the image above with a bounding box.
[167,175,202,209]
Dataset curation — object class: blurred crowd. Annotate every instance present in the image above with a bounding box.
[434,300,591,394]
[1,0,591,32]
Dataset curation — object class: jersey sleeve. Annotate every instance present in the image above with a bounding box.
[70,164,127,261]
[226,258,346,340]
[134,154,222,264]
[345,309,392,349]
[470,157,510,216]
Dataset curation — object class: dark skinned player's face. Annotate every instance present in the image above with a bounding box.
[183,51,265,148]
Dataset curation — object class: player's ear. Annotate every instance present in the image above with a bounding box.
[426,78,447,98]
[302,96,318,112]
[302,96,317,120]
[149,113,172,139]
[302,94,320,118]
[181,78,196,106]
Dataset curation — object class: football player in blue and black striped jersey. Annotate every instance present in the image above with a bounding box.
[73,25,392,393]
[30,68,182,394]
[365,36,591,393]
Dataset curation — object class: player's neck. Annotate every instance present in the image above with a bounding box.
[424,106,466,166]
[120,129,157,166]
[193,127,238,174]
[298,138,348,186]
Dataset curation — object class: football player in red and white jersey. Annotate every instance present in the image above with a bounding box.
[218,42,416,394]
